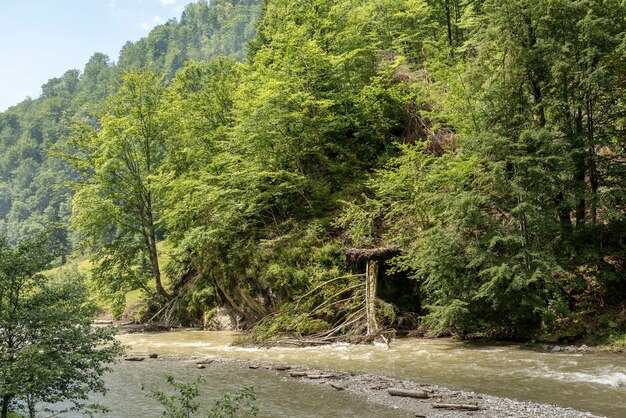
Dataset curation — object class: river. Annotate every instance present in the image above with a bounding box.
[93,330,626,417]
[89,360,408,417]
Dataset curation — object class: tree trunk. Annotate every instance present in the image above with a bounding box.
[574,107,586,227]
[146,191,170,300]
[2,394,11,418]
[555,192,573,234]
[365,259,379,336]
[587,98,598,227]
[148,231,168,300]
[444,0,453,47]
[27,395,36,418]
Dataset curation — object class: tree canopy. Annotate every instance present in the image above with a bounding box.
[0,233,122,418]
[1,0,624,342]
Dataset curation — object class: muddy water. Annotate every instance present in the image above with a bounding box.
[86,360,409,417]
[117,330,626,417]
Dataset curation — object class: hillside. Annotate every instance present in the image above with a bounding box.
[0,0,261,245]
[2,0,625,345]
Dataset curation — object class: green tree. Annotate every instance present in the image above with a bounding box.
[0,233,122,418]
[346,0,626,337]
[0,0,262,257]
[160,0,437,331]
[66,69,172,303]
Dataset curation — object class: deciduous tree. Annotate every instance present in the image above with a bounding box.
[0,232,122,418]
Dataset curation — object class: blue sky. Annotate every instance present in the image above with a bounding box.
[0,0,189,111]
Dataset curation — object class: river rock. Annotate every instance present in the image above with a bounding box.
[203,306,241,330]
[551,345,561,352]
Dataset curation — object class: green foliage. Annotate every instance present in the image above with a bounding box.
[0,0,261,252]
[65,69,172,302]
[1,0,625,342]
[148,375,203,418]
[147,375,258,418]
[607,332,626,350]
[338,0,626,338]
[119,0,261,74]
[0,232,123,418]
[208,386,258,418]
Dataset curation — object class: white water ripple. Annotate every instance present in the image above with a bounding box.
[527,366,626,387]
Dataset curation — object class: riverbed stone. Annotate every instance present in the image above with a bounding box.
[203,306,240,330]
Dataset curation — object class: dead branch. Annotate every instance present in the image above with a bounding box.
[296,273,365,307]
[308,283,365,316]
[432,403,481,410]
[342,246,401,261]
[388,388,430,399]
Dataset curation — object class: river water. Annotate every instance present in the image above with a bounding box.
[89,360,408,417]
[107,330,626,417]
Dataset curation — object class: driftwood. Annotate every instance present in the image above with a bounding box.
[124,323,170,334]
[259,247,403,348]
[342,246,401,261]
[342,246,401,338]
[248,364,289,371]
[365,259,379,335]
[387,388,429,399]
[289,371,334,379]
[305,373,335,379]
[295,274,365,307]
[262,337,339,348]
[432,403,481,410]
[329,382,344,391]
[289,371,308,377]
[124,356,146,362]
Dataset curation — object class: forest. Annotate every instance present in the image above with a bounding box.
[0,0,624,344]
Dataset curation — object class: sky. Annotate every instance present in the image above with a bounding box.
[0,0,190,111]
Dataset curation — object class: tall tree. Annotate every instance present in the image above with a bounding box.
[66,70,172,303]
[345,0,626,337]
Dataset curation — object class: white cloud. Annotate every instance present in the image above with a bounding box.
[159,0,177,5]
[140,16,166,30]
[109,0,125,16]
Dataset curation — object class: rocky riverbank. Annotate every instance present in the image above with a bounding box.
[122,353,601,417]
